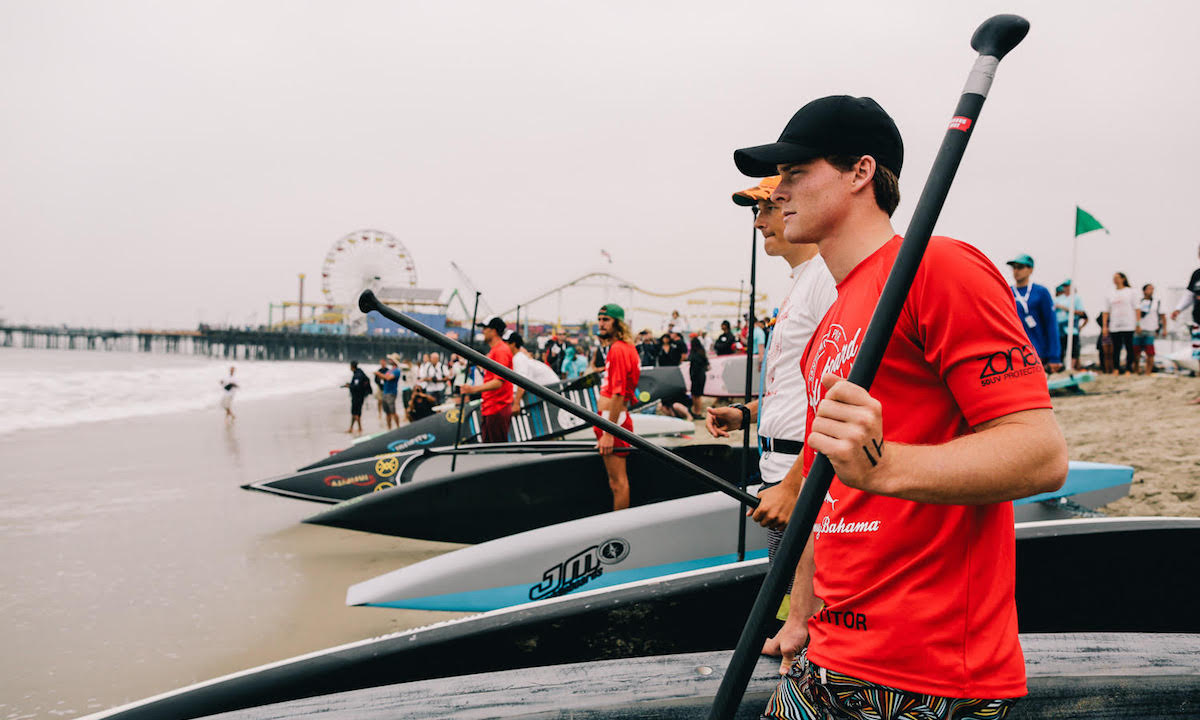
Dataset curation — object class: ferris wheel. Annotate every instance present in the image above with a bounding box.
[320,229,418,309]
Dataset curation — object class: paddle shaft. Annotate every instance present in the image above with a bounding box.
[360,290,761,508]
[707,14,1030,719]
[450,291,481,471]
[738,207,759,562]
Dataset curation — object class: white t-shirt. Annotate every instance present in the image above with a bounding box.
[1137,297,1162,333]
[758,254,838,484]
[220,375,238,395]
[1105,287,1138,332]
[418,362,447,392]
[512,352,560,385]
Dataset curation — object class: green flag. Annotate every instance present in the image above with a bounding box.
[1075,206,1108,236]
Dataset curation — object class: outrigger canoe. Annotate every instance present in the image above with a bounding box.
[79,517,1200,720]
[347,461,1132,612]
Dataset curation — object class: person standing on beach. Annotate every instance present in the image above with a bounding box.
[734,95,1067,719]
[1054,280,1087,371]
[706,175,837,656]
[374,356,401,429]
[372,357,388,422]
[219,366,238,423]
[594,304,640,511]
[1134,283,1166,375]
[343,361,371,434]
[1007,254,1062,373]
[1169,244,1200,402]
[458,316,514,443]
[1103,272,1139,374]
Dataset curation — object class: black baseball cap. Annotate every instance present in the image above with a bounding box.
[478,316,506,333]
[503,330,524,348]
[734,96,903,178]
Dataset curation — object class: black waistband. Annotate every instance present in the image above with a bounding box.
[759,436,804,455]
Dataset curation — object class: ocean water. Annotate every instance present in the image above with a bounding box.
[0,348,349,437]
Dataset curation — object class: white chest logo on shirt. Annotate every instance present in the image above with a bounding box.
[806,324,863,411]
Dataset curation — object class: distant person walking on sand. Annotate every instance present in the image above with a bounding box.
[219,366,238,422]
[343,361,371,434]
[1007,253,1062,372]
[1104,272,1139,374]
[594,303,640,511]
[1134,284,1166,375]
[1054,280,1088,372]
[458,316,514,443]
[375,355,401,429]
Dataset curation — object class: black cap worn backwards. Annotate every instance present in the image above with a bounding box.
[734,96,903,178]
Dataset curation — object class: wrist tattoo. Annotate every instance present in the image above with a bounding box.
[861,438,884,467]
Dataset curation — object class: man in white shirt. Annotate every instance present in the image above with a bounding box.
[418,352,448,404]
[504,331,561,413]
[706,175,837,654]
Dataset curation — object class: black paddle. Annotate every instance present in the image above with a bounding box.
[450,290,481,472]
[706,14,1030,719]
[737,206,759,562]
[360,290,761,508]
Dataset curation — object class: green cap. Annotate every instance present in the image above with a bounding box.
[598,303,625,321]
[1006,253,1035,268]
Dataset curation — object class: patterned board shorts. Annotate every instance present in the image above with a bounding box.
[761,650,1018,720]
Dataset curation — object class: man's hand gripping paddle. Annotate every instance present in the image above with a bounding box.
[706,14,1030,719]
[359,290,761,508]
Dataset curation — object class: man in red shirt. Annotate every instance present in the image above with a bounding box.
[734,96,1068,718]
[594,303,640,511]
[458,316,514,443]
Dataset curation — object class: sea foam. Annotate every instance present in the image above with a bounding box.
[0,348,349,436]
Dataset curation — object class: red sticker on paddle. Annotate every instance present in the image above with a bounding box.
[948,116,973,132]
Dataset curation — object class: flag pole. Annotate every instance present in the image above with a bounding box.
[1066,209,1078,374]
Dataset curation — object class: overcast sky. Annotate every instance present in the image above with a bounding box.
[2,0,1197,331]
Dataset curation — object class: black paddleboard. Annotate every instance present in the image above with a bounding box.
[195,636,1200,719]
[243,441,603,504]
[303,443,751,542]
[81,517,1200,720]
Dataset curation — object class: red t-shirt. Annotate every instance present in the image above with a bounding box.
[481,342,514,416]
[601,340,640,400]
[800,236,1052,699]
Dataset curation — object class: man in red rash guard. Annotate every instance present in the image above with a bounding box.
[458,316,514,443]
[734,96,1068,719]
[594,303,640,511]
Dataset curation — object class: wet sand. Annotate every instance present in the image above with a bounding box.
[0,389,467,720]
[1052,372,1200,517]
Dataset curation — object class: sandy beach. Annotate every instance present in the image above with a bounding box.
[1,357,1197,720]
[1052,372,1200,518]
